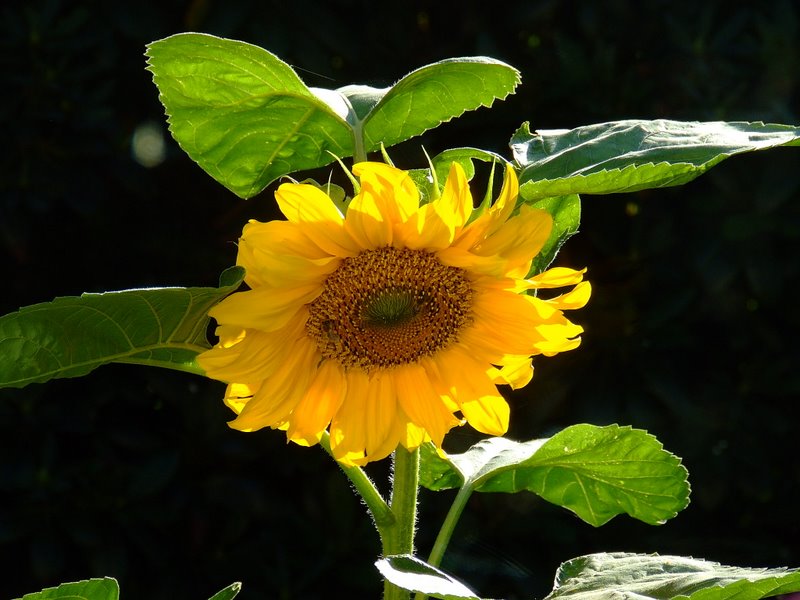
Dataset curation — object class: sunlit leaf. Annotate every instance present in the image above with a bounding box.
[420,425,690,526]
[0,267,244,388]
[511,120,800,199]
[146,33,352,198]
[207,582,242,600]
[362,58,520,151]
[15,578,119,600]
[147,34,519,199]
[545,552,800,600]
[375,555,481,600]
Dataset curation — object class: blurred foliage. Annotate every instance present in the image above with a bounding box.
[1,0,798,599]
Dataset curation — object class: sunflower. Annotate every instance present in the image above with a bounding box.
[198,162,590,466]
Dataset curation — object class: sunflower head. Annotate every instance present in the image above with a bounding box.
[198,161,590,466]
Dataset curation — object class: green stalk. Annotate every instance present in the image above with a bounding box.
[383,446,420,600]
[353,123,368,163]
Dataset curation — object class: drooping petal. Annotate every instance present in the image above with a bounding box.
[330,369,403,466]
[394,362,461,447]
[286,359,346,446]
[227,337,319,431]
[435,347,509,436]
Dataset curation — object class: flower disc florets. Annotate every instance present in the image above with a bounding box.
[306,246,473,372]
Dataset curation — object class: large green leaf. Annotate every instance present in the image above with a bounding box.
[420,424,690,526]
[146,33,519,198]
[15,578,119,600]
[375,555,480,600]
[0,267,244,389]
[545,552,800,600]
[511,120,800,200]
[145,33,352,199]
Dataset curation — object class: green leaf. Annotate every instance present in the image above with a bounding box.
[375,555,481,600]
[0,267,245,389]
[545,552,800,600]
[208,582,242,600]
[146,33,352,198]
[527,194,581,276]
[420,424,690,526]
[15,577,119,600]
[511,120,800,200]
[146,33,519,198]
[361,58,520,151]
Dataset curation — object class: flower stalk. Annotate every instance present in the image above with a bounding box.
[383,446,420,600]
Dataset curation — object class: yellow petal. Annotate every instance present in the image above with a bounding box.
[435,347,509,436]
[198,318,306,382]
[352,162,419,222]
[209,286,318,332]
[227,338,319,431]
[545,281,592,310]
[286,359,346,446]
[275,183,360,256]
[473,205,552,263]
[492,355,534,389]
[394,363,460,447]
[223,381,261,414]
[330,370,403,466]
[344,162,420,249]
[527,267,587,289]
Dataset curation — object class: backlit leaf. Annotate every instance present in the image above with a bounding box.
[0,267,244,388]
[15,578,119,600]
[419,425,689,526]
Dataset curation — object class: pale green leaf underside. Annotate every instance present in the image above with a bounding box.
[420,424,690,526]
[15,577,119,600]
[0,267,244,388]
[146,33,519,198]
[546,552,800,600]
[512,119,800,199]
[376,555,480,600]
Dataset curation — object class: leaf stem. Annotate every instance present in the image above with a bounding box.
[426,485,472,568]
[318,432,394,529]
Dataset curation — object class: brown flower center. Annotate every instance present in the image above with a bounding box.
[306,246,473,372]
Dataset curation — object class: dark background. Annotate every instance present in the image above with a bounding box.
[2,1,799,598]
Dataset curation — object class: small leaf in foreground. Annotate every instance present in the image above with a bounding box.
[0,267,244,388]
[15,577,119,600]
[511,119,800,199]
[207,582,242,600]
[419,425,690,526]
[376,554,481,600]
[545,552,800,600]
